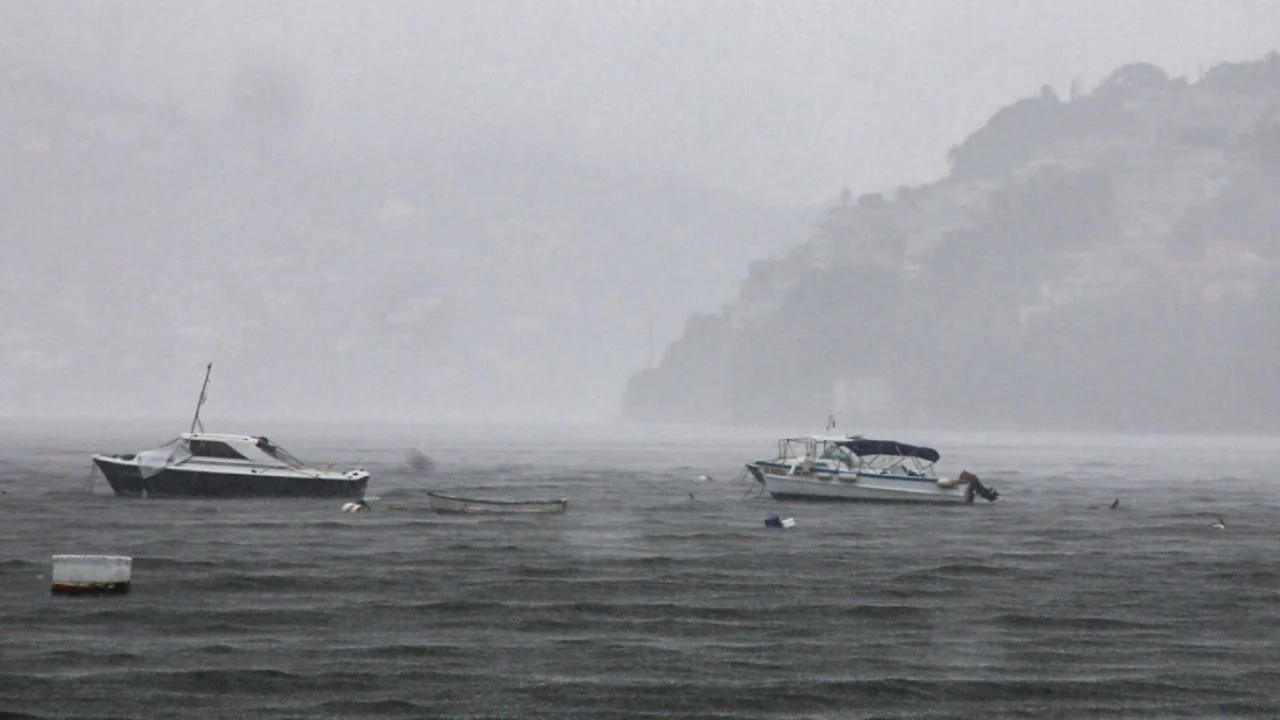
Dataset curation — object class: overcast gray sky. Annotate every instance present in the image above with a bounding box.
[41,0,1273,204]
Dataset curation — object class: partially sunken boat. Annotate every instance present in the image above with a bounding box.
[426,491,567,514]
[91,364,369,499]
[747,434,999,504]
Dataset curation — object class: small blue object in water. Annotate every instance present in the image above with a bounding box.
[764,515,783,528]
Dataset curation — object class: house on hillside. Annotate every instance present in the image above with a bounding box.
[1159,239,1271,303]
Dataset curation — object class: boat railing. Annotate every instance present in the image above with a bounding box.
[854,454,937,477]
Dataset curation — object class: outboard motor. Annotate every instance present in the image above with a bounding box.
[959,470,999,503]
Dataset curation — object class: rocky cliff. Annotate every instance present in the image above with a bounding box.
[624,55,1280,433]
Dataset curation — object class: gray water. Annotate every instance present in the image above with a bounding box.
[1,423,1278,719]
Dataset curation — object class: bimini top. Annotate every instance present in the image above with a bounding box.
[835,438,941,464]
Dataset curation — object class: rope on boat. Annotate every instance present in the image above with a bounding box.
[739,466,766,500]
[82,462,100,494]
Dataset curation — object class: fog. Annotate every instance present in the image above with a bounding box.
[2,1,1279,428]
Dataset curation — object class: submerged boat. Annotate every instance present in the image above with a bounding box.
[90,364,369,499]
[746,435,998,504]
[426,491,567,514]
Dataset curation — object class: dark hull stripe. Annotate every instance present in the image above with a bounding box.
[51,583,131,595]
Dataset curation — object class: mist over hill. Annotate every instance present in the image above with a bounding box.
[624,55,1280,434]
[0,51,807,422]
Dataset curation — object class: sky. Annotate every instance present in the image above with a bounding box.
[23,0,1277,205]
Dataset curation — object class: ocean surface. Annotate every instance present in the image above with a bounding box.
[1,422,1279,719]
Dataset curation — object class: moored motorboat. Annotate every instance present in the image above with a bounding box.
[746,434,998,504]
[90,364,369,499]
[426,491,567,514]
[92,432,370,499]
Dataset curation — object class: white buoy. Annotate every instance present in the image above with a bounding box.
[51,555,131,595]
[936,476,958,489]
[341,500,370,513]
[780,517,796,529]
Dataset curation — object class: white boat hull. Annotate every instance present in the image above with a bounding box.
[752,466,973,504]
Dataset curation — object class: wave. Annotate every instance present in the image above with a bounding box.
[993,613,1156,632]
[349,644,473,661]
[310,699,429,716]
[896,562,1008,579]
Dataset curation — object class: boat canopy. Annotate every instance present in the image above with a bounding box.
[835,438,941,463]
[137,437,194,479]
[133,433,310,478]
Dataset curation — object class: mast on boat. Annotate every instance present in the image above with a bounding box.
[190,363,212,434]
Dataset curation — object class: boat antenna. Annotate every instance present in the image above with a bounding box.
[190,363,212,434]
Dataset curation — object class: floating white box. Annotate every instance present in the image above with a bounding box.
[51,555,132,595]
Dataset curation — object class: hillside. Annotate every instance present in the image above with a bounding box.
[0,69,809,421]
[623,55,1280,433]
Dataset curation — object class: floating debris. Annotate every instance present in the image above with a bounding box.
[51,555,131,595]
[764,515,796,529]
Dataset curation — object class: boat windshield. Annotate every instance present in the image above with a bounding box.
[255,437,310,469]
[819,443,854,465]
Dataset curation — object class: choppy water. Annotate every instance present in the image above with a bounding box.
[2,423,1279,718]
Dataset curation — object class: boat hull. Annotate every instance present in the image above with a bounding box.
[93,457,368,499]
[749,464,972,504]
[426,492,567,514]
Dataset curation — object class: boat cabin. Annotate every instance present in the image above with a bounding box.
[770,435,941,476]
[133,432,313,473]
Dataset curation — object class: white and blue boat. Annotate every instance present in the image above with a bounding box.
[746,435,999,504]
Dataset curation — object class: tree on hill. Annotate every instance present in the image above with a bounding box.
[1093,62,1171,100]
[947,89,1066,181]
[1199,52,1280,97]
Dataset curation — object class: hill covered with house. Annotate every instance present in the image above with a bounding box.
[623,55,1280,433]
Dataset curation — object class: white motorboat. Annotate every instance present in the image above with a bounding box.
[746,434,998,504]
[92,432,370,499]
[90,364,369,499]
